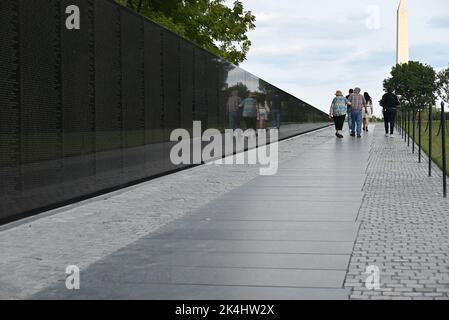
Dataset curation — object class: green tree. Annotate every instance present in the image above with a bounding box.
[437,65,449,103]
[116,0,256,65]
[226,82,249,100]
[383,61,439,110]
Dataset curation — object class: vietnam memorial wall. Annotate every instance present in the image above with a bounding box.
[0,0,329,222]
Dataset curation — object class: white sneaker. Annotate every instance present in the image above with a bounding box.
[385,133,389,137]
[390,134,394,138]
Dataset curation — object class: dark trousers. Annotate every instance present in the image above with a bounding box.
[333,115,346,131]
[271,109,282,129]
[383,109,397,134]
[244,117,257,131]
[229,111,241,130]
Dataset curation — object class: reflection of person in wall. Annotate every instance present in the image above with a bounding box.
[227,90,242,130]
[257,99,270,130]
[239,92,258,131]
[270,94,282,130]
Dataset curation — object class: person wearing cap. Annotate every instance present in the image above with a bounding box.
[329,90,351,138]
[348,87,367,138]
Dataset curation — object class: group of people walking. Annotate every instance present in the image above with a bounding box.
[329,88,373,138]
[227,91,282,131]
[329,87,400,138]
[230,86,400,139]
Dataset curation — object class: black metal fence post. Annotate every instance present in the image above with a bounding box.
[404,110,407,142]
[441,102,447,198]
[429,104,432,177]
[402,110,404,139]
[442,102,447,197]
[408,110,410,147]
[412,107,416,153]
[418,108,422,163]
[404,109,407,142]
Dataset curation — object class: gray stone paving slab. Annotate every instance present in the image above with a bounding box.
[210,197,363,205]
[116,239,355,254]
[148,228,358,242]
[216,194,363,202]
[33,284,350,300]
[267,172,367,177]
[200,200,359,210]
[39,265,347,288]
[243,180,365,189]
[185,211,358,222]
[283,160,369,170]
[112,251,350,270]
[226,186,364,193]
[173,220,357,231]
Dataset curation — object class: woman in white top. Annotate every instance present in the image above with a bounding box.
[257,99,270,130]
[363,92,374,132]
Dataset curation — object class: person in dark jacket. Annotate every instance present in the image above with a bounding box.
[270,94,282,130]
[346,89,354,131]
[380,88,400,137]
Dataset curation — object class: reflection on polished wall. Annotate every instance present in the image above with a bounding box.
[0,0,329,222]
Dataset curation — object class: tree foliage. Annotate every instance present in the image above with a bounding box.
[226,82,249,100]
[437,65,449,103]
[116,0,256,65]
[383,61,439,110]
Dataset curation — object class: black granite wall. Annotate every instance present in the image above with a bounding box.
[0,0,329,222]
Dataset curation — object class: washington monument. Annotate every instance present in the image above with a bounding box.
[397,0,409,64]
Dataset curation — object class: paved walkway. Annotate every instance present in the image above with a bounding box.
[32,126,372,300]
[0,126,337,299]
[344,126,449,300]
[1,124,449,300]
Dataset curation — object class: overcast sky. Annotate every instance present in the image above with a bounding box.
[226,0,449,116]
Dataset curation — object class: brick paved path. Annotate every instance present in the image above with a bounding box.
[344,125,449,300]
